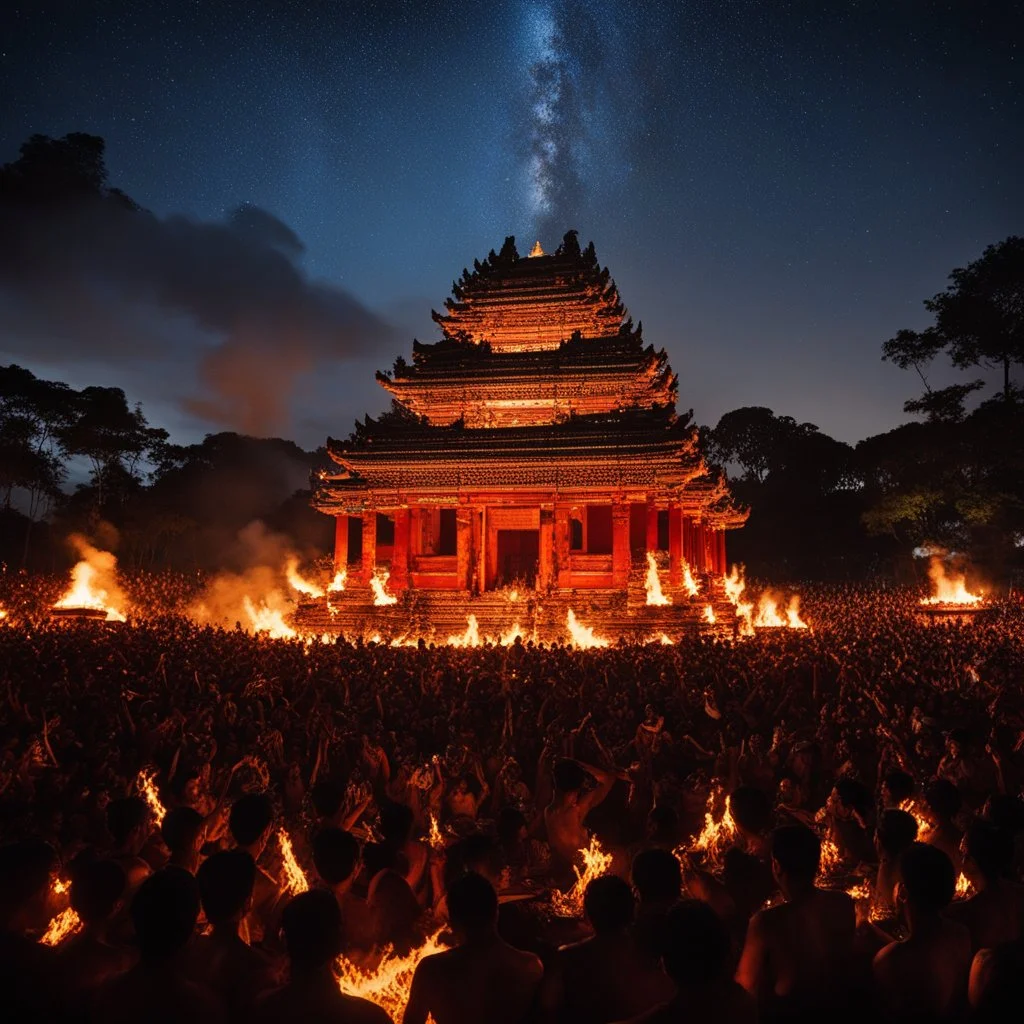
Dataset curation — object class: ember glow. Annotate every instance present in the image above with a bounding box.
[285,556,324,598]
[136,768,167,825]
[845,881,872,901]
[53,540,126,621]
[41,876,82,946]
[920,557,983,606]
[277,829,309,896]
[565,609,609,649]
[819,834,842,878]
[644,552,671,606]
[370,569,399,607]
[337,929,448,1019]
[550,836,613,917]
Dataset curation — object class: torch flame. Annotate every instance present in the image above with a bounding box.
[955,871,974,899]
[336,929,448,1019]
[277,829,309,897]
[53,540,126,621]
[370,569,399,606]
[285,556,324,599]
[550,836,613,918]
[644,553,671,606]
[136,768,167,826]
[428,813,444,851]
[920,558,983,606]
[565,609,609,649]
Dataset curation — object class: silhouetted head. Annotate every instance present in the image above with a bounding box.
[584,874,635,935]
[881,769,915,808]
[834,778,872,821]
[444,833,502,891]
[924,778,962,823]
[876,809,919,860]
[71,859,127,925]
[899,842,955,915]
[310,779,346,820]
[553,759,587,796]
[446,871,498,936]
[661,900,732,986]
[197,849,255,926]
[497,806,527,848]
[963,821,1013,884]
[379,801,414,846]
[131,867,201,960]
[281,889,343,971]
[312,828,360,888]
[107,796,150,852]
[730,786,772,838]
[646,804,680,845]
[229,793,273,849]
[161,806,204,859]
[631,848,682,907]
[771,825,821,888]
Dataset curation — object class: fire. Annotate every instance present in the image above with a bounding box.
[285,556,324,599]
[499,622,527,645]
[723,565,746,605]
[681,561,700,598]
[565,609,609,649]
[653,633,674,645]
[785,595,808,629]
[955,871,974,899]
[703,604,716,625]
[428,813,444,851]
[370,569,399,606]
[53,540,126,621]
[550,836,614,918]
[336,929,448,1019]
[644,553,671,606]
[846,881,872,901]
[753,594,786,628]
[818,834,842,878]
[899,798,931,839]
[447,614,481,647]
[920,557,983,606]
[243,596,298,640]
[277,829,309,896]
[136,768,167,826]
[42,876,82,946]
[328,570,347,592]
[688,787,737,872]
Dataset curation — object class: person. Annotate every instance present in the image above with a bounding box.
[921,779,963,873]
[93,867,222,1024]
[619,900,756,1023]
[872,842,971,1022]
[968,937,1024,1022]
[312,827,374,955]
[228,793,281,944]
[190,850,277,1023]
[106,796,154,890]
[630,847,682,964]
[540,874,674,1023]
[735,824,856,1021]
[946,820,1024,952]
[256,889,390,1023]
[404,872,543,1024]
[544,759,618,875]
[162,805,205,873]
[873,808,919,920]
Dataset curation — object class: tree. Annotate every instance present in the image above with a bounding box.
[883,236,1024,404]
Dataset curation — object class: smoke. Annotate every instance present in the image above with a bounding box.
[0,143,399,436]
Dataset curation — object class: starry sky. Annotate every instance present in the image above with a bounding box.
[1,0,1021,448]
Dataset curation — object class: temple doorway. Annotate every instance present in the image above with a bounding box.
[495,529,539,587]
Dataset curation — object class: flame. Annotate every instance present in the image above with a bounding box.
[899,799,931,839]
[688,787,737,872]
[785,595,808,629]
[652,633,674,645]
[277,829,309,896]
[550,836,614,918]
[328,570,347,592]
[428,813,444,851]
[53,540,126,621]
[920,558,983,606]
[723,565,746,604]
[499,622,527,645]
[955,872,974,899]
[703,604,716,625]
[508,589,519,602]
[447,614,481,647]
[681,561,700,598]
[336,929,448,1019]
[370,569,398,606]
[753,593,787,628]
[565,609,609,649]
[41,877,82,946]
[243,596,298,639]
[285,556,324,599]
[644,553,671,606]
[846,881,872,901]
[818,834,842,878]
[136,768,167,826]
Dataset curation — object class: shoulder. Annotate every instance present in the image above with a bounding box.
[341,991,393,1023]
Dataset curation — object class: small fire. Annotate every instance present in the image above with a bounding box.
[285,557,324,599]
[652,633,674,645]
[688,787,737,872]
[550,836,614,918]
[565,609,610,649]
[846,881,872,901]
[681,561,700,598]
[818,834,842,878]
[703,604,716,625]
[136,768,167,826]
[328,570,347,592]
[644,553,671,606]
[955,872,974,899]
[336,929,448,1019]
[370,569,399,606]
[41,876,82,946]
[243,596,297,639]
[277,829,309,896]
[428,813,444,851]
[53,540,126,621]
[447,614,481,647]
[920,557,983,606]
[899,799,931,839]
[723,565,746,605]
[785,595,808,629]
[499,622,527,645]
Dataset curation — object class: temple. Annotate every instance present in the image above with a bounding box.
[309,231,746,639]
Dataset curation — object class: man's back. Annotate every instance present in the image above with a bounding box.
[946,881,1024,952]
[258,972,392,1024]
[93,960,224,1024]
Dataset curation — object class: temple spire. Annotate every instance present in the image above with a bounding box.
[529,240,545,257]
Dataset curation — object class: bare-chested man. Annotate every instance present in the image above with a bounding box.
[735,824,855,1020]
[404,871,542,1024]
[873,842,972,1022]
[544,759,618,876]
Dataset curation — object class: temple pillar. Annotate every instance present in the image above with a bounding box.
[554,506,571,587]
[360,510,376,581]
[456,508,472,591]
[538,508,554,590]
[390,509,410,590]
[716,529,727,575]
[668,503,682,585]
[693,522,707,573]
[333,515,349,571]
[646,501,659,553]
[612,501,630,587]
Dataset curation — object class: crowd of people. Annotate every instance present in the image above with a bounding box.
[1,569,1024,1022]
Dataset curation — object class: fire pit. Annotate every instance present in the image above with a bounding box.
[50,606,116,622]
[916,603,994,627]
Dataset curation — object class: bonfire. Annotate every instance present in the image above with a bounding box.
[550,836,613,917]
[53,540,126,622]
[644,553,671,606]
[920,557,983,607]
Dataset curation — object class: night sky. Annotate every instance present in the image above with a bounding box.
[1,1,1021,449]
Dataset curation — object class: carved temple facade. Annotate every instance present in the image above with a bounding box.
[313,232,745,596]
